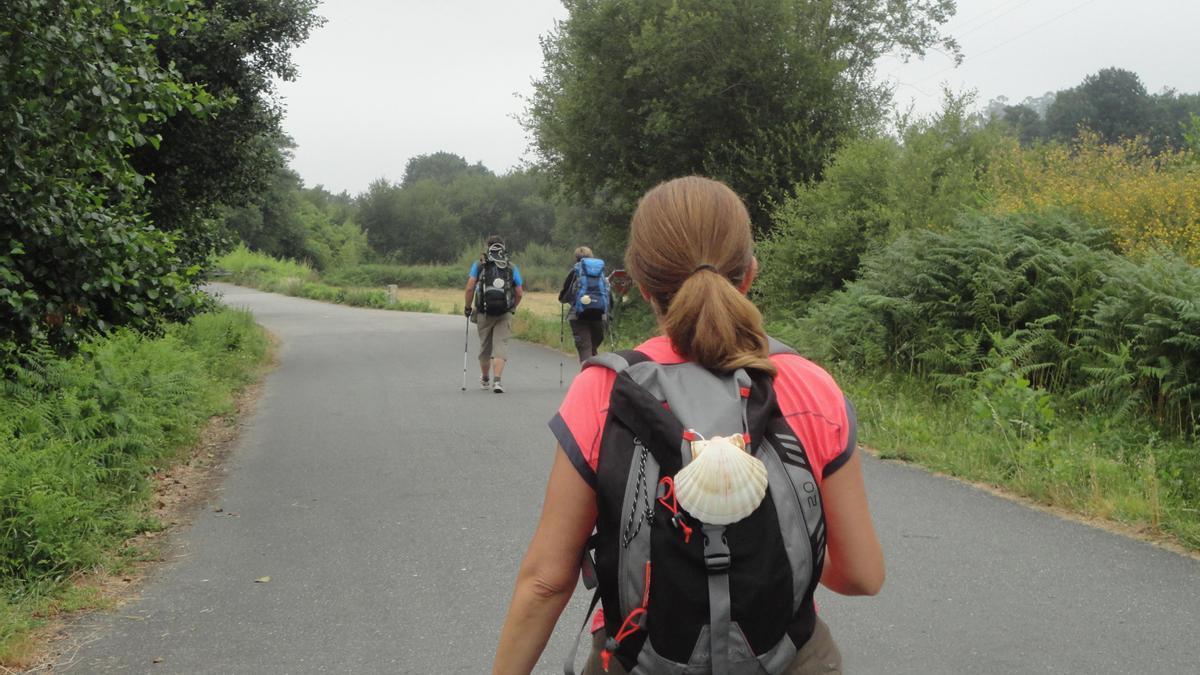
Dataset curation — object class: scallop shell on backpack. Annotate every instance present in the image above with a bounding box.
[674,434,768,526]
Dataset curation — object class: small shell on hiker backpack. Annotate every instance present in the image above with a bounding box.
[674,434,768,525]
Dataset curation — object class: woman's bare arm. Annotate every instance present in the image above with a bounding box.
[819,452,885,596]
[493,447,598,674]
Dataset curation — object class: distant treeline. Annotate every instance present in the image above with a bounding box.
[227,65,1200,280]
[221,151,603,270]
[986,67,1200,151]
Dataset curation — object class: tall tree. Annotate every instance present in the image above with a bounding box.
[402,152,492,187]
[525,0,959,235]
[1,0,219,358]
[356,180,463,263]
[1001,104,1045,146]
[223,162,310,263]
[1147,91,1200,153]
[1045,67,1152,145]
[130,0,325,266]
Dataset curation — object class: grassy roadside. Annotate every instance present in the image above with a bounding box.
[217,248,438,313]
[0,309,271,665]
[837,369,1199,549]
[217,246,563,318]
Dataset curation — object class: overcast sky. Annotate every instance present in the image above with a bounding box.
[277,0,1200,195]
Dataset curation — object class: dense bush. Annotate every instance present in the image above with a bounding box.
[224,169,369,273]
[1078,254,1200,435]
[0,310,266,590]
[757,99,1003,312]
[216,249,438,312]
[801,210,1199,437]
[217,245,317,285]
[323,264,463,290]
[509,241,577,270]
[1,1,221,361]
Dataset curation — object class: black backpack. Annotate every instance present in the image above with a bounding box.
[566,342,827,675]
[476,253,515,316]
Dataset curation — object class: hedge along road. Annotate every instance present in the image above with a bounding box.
[60,284,1200,674]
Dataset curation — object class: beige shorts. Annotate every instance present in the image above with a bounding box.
[476,311,512,362]
[581,616,842,674]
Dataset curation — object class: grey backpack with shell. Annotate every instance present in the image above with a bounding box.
[565,340,829,675]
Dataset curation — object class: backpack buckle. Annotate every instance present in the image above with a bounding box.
[702,528,730,573]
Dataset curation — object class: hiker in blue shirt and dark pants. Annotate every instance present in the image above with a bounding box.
[558,246,608,363]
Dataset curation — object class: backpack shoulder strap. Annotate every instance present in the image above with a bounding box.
[583,349,649,373]
[767,335,798,356]
[584,350,685,473]
[592,354,778,477]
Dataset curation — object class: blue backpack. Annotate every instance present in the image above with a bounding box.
[573,257,610,320]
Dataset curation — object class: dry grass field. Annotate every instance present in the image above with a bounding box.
[392,288,563,317]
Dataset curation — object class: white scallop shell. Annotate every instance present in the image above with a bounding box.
[674,434,768,525]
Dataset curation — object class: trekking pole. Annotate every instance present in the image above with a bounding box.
[609,301,618,350]
[559,304,565,387]
[461,313,470,391]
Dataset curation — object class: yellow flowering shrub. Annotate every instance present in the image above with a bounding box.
[988,133,1200,263]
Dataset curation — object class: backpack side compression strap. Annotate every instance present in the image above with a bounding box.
[563,590,603,675]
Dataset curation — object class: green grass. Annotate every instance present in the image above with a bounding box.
[323,263,462,290]
[0,309,270,663]
[323,261,565,293]
[838,368,1200,548]
[216,249,438,313]
[215,247,566,315]
[217,244,317,284]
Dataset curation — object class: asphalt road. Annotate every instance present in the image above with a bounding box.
[59,284,1200,674]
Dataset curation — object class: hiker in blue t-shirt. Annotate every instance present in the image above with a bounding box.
[463,235,523,393]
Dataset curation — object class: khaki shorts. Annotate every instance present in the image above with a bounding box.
[476,311,512,362]
[581,616,842,674]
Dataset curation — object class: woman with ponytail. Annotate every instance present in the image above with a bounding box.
[494,177,883,674]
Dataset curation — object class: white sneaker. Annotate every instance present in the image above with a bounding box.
[492,380,505,394]
[480,377,491,390]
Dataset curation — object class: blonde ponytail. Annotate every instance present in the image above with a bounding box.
[663,269,774,374]
[627,177,775,375]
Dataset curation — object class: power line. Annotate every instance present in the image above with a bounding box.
[948,0,1035,35]
[955,0,1041,39]
[913,0,1105,86]
[880,0,1037,81]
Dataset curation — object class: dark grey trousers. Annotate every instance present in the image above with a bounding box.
[570,318,606,362]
